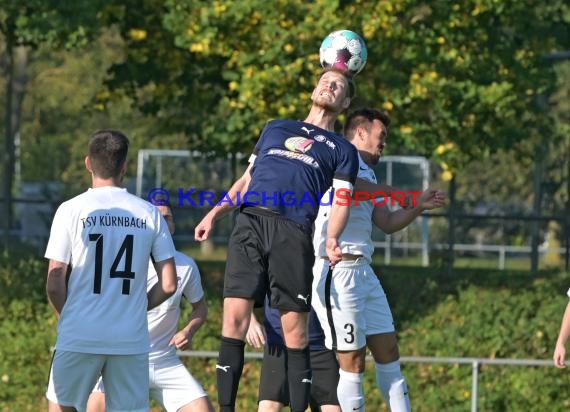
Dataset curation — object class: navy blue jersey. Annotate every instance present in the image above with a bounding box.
[247,119,359,231]
[264,297,326,351]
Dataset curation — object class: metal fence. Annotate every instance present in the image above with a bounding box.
[373,240,567,270]
[177,350,554,412]
[2,151,568,272]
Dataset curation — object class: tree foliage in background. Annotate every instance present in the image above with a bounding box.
[0,0,110,218]
[87,0,230,153]
[0,0,568,231]
[158,0,568,169]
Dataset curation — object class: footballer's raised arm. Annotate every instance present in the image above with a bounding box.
[194,160,254,241]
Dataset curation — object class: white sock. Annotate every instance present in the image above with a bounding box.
[337,368,365,411]
[375,360,411,412]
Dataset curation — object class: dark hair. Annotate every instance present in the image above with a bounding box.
[88,130,130,179]
[343,107,390,141]
[319,68,357,99]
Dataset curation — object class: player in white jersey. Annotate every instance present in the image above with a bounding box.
[311,108,445,411]
[45,130,177,412]
[87,202,214,412]
[553,288,570,368]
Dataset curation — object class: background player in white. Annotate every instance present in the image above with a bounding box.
[87,202,214,412]
[45,129,177,412]
[553,288,570,368]
[311,108,445,411]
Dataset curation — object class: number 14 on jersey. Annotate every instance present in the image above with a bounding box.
[89,234,136,295]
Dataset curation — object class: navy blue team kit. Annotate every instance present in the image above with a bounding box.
[224,119,359,312]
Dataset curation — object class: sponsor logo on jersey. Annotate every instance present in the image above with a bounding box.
[314,134,336,149]
[285,137,314,153]
[267,149,319,168]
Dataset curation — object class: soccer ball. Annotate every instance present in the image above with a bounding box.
[319,30,368,76]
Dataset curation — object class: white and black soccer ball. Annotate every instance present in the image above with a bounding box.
[319,30,368,76]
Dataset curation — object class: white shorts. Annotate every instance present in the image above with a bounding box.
[92,355,208,412]
[312,257,395,351]
[46,350,148,412]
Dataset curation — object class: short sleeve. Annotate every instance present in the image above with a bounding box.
[181,256,205,303]
[151,210,175,263]
[44,203,72,264]
[332,143,359,191]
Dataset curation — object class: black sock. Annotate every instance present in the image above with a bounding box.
[286,346,311,412]
[217,336,245,412]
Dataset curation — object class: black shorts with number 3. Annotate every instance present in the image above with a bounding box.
[224,207,315,311]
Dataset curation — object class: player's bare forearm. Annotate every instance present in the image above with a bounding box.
[147,283,174,311]
[148,258,177,310]
[554,301,570,367]
[327,197,350,240]
[46,260,68,317]
[355,178,409,207]
[208,179,246,217]
[556,302,570,348]
[195,163,253,241]
[373,205,422,234]
[326,194,351,264]
[373,188,445,233]
[171,298,208,350]
[185,298,208,336]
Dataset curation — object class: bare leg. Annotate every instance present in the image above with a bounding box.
[222,297,255,339]
[179,396,215,412]
[85,392,105,412]
[258,400,284,412]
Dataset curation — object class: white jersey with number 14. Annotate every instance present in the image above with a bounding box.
[45,186,175,355]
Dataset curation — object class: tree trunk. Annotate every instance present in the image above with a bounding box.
[2,24,28,244]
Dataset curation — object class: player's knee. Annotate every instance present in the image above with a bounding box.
[369,334,400,363]
[338,348,366,373]
[382,342,400,362]
[283,329,308,348]
[281,321,309,348]
[222,314,250,339]
[258,400,284,412]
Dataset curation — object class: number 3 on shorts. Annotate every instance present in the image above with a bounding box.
[344,322,355,344]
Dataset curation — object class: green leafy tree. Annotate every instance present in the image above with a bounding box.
[93,0,231,152]
[0,0,109,230]
[159,0,569,162]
